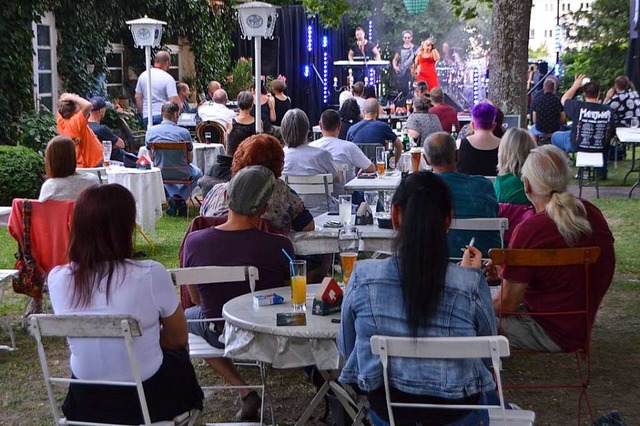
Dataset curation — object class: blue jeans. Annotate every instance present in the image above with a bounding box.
[551,130,574,152]
[369,392,491,426]
[142,115,162,128]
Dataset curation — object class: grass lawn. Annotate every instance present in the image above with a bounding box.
[0,198,638,424]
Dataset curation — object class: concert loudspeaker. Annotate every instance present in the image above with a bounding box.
[261,37,280,76]
[443,92,463,112]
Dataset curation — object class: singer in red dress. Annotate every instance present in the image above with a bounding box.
[415,38,440,90]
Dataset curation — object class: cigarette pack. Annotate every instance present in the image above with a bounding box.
[253,293,284,307]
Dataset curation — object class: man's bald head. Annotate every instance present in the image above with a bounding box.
[208,81,222,96]
[363,98,380,116]
[154,51,171,70]
[213,89,228,104]
[424,132,456,167]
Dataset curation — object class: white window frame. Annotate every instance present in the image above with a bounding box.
[165,44,182,82]
[32,12,58,112]
[105,43,125,98]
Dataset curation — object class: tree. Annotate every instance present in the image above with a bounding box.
[488,0,532,123]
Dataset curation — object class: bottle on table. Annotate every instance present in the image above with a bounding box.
[390,101,396,116]
[451,124,458,141]
[402,129,410,152]
[386,140,396,171]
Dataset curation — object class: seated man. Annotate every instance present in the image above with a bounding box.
[145,102,203,216]
[424,132,500,258]
[604,75,640,128]
[346,98,402,166]
[198,89,236,132]
[429,87,460,134]
[492,145,615,352]
[88,96,127,163]
[177,82,196,113]
[530,78,566,137]
[56,93,104,168]
[551,74,613,179]
[310,109,374,196]
[182,165,294,421]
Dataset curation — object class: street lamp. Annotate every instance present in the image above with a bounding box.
[234,2,279,134]
[126,16,167,130]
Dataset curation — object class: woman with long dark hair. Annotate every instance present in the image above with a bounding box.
[48,184,203,424]
[338,172,496,425]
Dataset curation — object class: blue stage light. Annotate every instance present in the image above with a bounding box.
[307,25,313,52]
[303,65,310,78]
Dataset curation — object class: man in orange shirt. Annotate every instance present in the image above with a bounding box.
[56,93,104,168]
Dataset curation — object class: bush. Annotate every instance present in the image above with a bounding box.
[0,146,45,205]
[15,109,57,155]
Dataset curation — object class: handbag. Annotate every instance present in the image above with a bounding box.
[12,200,44,298]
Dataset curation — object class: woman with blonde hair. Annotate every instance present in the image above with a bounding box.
[495,127,536,205]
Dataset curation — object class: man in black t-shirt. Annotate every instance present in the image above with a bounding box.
[392,30,419,98]
[531,78,566,136]
[348,26,381,62]
[88,96,126,162]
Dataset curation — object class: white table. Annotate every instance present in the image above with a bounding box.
[191,143,226,177]
[0,270,18,350]
[615,127,640,197]
[290,212,395,256]
[223,284,365,425]
[106,167,166,236]
[343,172,401,193]
[0,207,11,227]
[76,166,108,184]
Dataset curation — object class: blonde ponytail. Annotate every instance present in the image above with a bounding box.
[545,192,592,246]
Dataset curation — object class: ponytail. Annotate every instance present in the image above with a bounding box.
[545,192,592,246]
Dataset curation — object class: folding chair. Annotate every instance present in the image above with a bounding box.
[169,266,273,425]
[283,174,334,212]
[450,218,509,249]
[29,314,198,425]
[147,141,196,219]
[196,121,227,147]
[370,335,535,426]
[575,151,604,199]
[489,247,601,423]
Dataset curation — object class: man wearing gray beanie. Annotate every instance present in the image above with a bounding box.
[182,165,294,421]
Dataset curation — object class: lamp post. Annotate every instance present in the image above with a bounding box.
[234,2,279,134]
[126,16,167,130]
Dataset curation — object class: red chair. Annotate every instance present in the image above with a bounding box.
[489,247,601,423]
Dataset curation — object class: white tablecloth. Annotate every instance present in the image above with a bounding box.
[290,212,395,255]
[106,167,166,236]
[223,284,341,370]
[192,143,226,177]
[343,172,401,193]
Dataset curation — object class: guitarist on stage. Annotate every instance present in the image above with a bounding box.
[392,30,419,102]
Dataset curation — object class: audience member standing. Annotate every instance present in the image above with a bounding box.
[251,82,276,134]
[135,51,180,127]
[530,78,566,137]
[271,79,291,127]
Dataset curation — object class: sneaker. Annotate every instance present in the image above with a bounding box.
[235,391,261,421]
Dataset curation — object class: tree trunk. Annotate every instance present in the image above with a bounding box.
[489,0,533,127]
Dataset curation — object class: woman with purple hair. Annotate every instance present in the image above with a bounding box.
[457,102,501,176]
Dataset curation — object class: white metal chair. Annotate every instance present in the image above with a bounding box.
[169,266,273,425]
[29,314,198,425]
[370,335,535,426]
[283,174,334,212]
[575,151,604,199]
[450,218,509,249]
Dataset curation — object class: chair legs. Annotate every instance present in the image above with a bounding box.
[577,167,600,199]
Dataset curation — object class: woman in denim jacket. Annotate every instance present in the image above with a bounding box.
[338,171,497,425]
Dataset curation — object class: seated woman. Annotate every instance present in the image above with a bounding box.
[281,108,339,216]
[338,98,362,141]
[48,184,203,424]
[232,91,258,135]
[405,95,443,146]
[39,136,100,202]
[495,127,536,244]
[200,133,315,233]
[338,171,497,426]
[457,102,502,176]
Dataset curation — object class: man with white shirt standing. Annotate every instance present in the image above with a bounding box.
[197,89,236,132]
[135,51,181,127]
[310,109,374,195]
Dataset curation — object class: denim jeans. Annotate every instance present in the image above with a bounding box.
[551,130,573,152]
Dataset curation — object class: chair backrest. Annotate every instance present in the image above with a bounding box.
[28,314,152,425]
[283,174,334,211]
[370,335,511,426]
[147,141,191,183]
[356,143,379,162]
[489,247,601,350]
[8,199,75,277]
[196,121,226,147]
[450,217,509,249]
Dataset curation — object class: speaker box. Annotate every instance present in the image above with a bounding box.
[261,37,280,76]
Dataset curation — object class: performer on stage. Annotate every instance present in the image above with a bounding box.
[392,30,419,100]
[441,42,461,67]
[348,26,381,61]
[415,38,440,91]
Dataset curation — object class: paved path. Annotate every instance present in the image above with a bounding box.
[568,185,640,200]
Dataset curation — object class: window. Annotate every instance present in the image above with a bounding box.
[530,29,535,39]
[105,43,124,99]
[165,44,181,82]
[32,13,58,112]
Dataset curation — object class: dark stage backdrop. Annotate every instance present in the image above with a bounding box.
[230,5,348,126]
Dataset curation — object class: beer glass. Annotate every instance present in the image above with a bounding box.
[338,226,360,285]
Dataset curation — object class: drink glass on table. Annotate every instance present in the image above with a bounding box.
[364,191,379,216]
[102,141,112,167]
[406,98,413,112]
[376,146,386,176]
[290,260,307,310]
[338,226,360,286]
[338,194,352,226]
[410,147,422,172]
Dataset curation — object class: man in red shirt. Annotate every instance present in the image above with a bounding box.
[492,145,615,352]
[56,93,104,168]
[429,87,460,134]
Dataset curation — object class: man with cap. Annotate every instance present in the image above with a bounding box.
[88,96,126,163]
[182,165,294,421]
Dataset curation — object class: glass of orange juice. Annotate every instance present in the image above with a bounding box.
[290,260,307,310]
